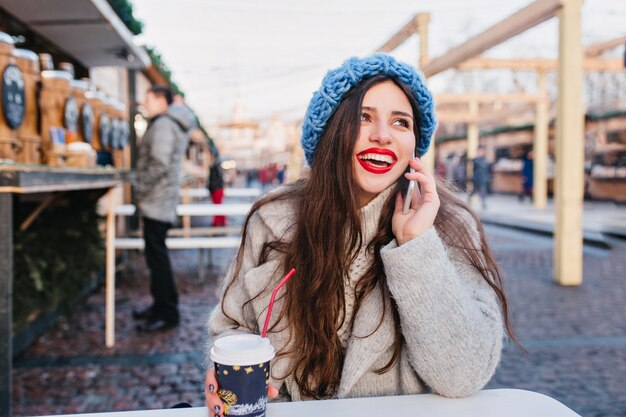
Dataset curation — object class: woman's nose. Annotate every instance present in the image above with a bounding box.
[369,122,392,145]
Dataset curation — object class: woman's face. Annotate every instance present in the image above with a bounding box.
[353,80,416,207]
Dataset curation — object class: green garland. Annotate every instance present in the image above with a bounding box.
[146,48,218,153]
[13,194,104,332]
[107,0,144,35]
[146,47,185,97]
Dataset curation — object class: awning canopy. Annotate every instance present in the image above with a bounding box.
[0,0,150,69]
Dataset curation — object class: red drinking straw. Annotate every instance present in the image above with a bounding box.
[261,268,296,338]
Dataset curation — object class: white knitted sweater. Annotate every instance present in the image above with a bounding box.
[208,186,503,401]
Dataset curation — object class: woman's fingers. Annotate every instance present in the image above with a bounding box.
[206,368,278,416]
[406,158,439,204]
[268,384,279,399]
[205,368,224,417]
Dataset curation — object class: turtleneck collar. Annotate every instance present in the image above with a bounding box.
[360,185,395,243]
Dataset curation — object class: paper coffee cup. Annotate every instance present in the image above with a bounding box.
[210,334,275,417]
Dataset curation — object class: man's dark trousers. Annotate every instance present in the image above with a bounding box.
[142,216,179,322]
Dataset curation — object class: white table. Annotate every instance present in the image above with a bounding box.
[36,389,581,417]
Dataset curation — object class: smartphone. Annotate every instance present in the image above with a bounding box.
[402,152,417,215]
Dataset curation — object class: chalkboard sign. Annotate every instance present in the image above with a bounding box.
[82,103,94,143]
[2,64,25,129]
[99,113,111,148]
[64,97,79,133]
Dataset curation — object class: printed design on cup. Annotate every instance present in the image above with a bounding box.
[215,362,270,416]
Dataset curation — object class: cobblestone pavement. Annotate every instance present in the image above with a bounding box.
[12,225,626,417]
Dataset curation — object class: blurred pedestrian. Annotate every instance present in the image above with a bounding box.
[453,153,467,192]
[276,164,287,184]
[518,151,534,202]
[208,150,226,227]
[469,145,490,209]
[435,156,447,180]
[134,85,196,332]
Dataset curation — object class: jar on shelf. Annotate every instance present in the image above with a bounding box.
[39,70,72,165]
[13,48,41,164]
[0,32,22,162]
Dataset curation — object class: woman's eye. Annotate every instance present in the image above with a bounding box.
[360,113,370,122]
[393,118,410,128]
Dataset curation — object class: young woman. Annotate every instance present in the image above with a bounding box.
[205,54,514,415]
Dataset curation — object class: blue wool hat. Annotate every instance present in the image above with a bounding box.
[301,53,437,166]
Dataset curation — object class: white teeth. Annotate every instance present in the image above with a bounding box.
[358,153,395,164]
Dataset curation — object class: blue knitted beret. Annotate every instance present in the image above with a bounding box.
[301,53,437,166]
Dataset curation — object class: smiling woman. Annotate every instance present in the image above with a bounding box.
[353,79,417,206]
[204,53,517,416]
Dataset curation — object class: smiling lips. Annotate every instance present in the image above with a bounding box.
[356,148,398,174]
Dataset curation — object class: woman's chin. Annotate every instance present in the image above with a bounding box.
[357,181,394,202]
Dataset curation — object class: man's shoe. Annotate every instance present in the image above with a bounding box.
[136,317,179,333]
[132,306,155,321]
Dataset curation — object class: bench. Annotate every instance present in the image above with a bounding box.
[178,187,262,235]
[180,187,262,199]
[104,201,253,347]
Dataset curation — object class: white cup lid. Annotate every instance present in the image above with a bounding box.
[210,334,275,366]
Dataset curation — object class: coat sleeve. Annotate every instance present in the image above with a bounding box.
[137,118,178,196]
[380,215,504,398]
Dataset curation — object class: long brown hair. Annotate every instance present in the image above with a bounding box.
[221,75,517,398]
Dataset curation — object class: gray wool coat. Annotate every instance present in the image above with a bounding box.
[136,104,196,224]
[207,189,504,401]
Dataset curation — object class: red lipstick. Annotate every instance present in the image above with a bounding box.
[356,148,397,174]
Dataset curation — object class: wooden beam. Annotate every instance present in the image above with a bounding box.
[105,187,117,347]
[19,194,56,231]
[436,112,478,123]
[436,93,542,104]
[422,0,563,77]
[416,13,431,68]
[554,0,584,286]
[458,57,624,72]
[376,14,418,53]
[586,35,626,57]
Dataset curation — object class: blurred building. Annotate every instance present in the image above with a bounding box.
[211,100,300,171]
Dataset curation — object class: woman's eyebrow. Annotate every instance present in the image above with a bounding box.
[362,106,414,122]
[391,111,414,121]
[362,106,413,120]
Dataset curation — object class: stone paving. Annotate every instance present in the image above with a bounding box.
[11,223,626,417]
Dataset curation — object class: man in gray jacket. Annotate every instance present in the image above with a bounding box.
[133,85,196,332]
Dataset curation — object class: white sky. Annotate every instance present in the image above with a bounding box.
[131,0,626,125]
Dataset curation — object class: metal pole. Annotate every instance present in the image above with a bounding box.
[0,193,13,417]
[554,0,584,286]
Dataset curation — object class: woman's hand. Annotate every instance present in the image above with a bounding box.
[205,368,279,417]
[392,157,440,245]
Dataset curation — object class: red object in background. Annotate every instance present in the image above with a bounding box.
[211,188,226,226]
